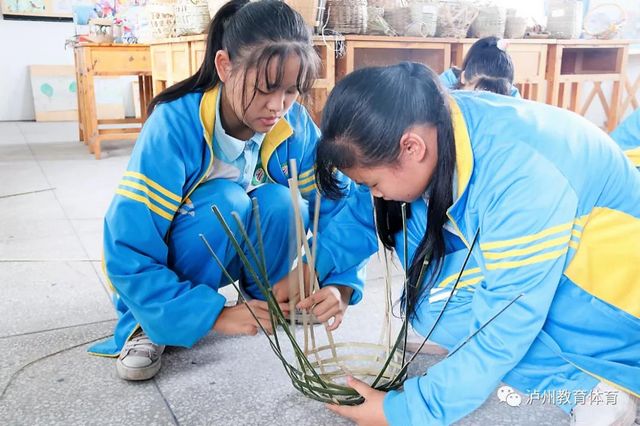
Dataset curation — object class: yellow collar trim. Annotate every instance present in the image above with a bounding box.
[199,85,294,179]
[449,98,473,199]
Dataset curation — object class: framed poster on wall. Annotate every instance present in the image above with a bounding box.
[1,0,72,19]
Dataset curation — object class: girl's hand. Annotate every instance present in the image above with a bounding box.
[271,263,312,304]
[326,376,389,426]
[297,284,353,330]
[213,300,289,336]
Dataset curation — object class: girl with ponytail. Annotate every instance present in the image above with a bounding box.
[440,36,518,97]
[318,62,640,425]
[90,0,364,382]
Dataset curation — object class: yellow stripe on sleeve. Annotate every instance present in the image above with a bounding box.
[119,180,180,212]
[485,247,568,270]
[483,235,569,260]
[456,275,484,290]
[300,183,317,194]
[115,189,174,221]
[124,171,182,203]
[437,267,482,288]
[480,222,573,251]
[298,166,316,179]
[298,174,315,186]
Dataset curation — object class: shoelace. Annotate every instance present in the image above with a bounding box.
[123,332,159,358]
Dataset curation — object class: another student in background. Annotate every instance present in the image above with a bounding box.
[440,36,520,97]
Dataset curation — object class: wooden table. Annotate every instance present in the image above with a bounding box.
[546,39,630,131]
[149,35,337,125]
[336,35,454,80]
[620,47,640,118]
[452,39,553,102]
[74,43,153,159]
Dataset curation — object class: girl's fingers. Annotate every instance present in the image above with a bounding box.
[326,313,343,330]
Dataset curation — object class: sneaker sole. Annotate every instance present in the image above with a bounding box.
[116,358,161,381]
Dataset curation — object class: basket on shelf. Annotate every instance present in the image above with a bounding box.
[384,6,412,35]
[174,0,211,36]
[367,6,398,35]
[546,0,583,39]
[504,8,527,39]
[326,0,368,34]
[147,0,175,40]
[435,0,479,38]
[469,5,506,38]
[583,2,626,40]
[407,2,438,37]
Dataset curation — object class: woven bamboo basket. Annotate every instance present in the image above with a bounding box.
[504,9,527,39]
[385,7,412,35]
[408,2,438,37]
[202,161,414,404]
[435,0,478,38]
[147,0,176,40]
[174,0,210,36]
[546,0,583,39]
[469,5,506,38]
[326,0,368,34]
[367,6,398,35]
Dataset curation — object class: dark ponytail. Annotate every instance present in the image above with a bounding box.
[147,0,319,115]
[470,75,512,95]
[456,36,514,94]
[316,62,456,320]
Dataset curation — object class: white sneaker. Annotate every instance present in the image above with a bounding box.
[571,382,638,426]
[116,328,165,381]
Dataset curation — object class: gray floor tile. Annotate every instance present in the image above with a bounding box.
[366,249,404,281]
[0,190,87,260]
[0,321,177,426]
[0,143,34,161]
[37,159,128,219]
[0,261,115,336]
[17,121,80,144]
[71,219,103,261]
[0,160,50,198]
[0,122,27,145]
[29,139,135,162]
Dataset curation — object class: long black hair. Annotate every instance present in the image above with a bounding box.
[147,0,319,115]
[453,36,514,95]
[316,62,456,320]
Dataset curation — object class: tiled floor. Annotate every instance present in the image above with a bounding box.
[0,121,621,425]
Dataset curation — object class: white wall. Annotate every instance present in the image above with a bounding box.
[0,18,136,121]
[0,19,74,121]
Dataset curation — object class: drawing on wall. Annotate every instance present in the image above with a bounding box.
[1,0,72,18]
[3,0,47,14]
[29,65,126,122]
[30,66,79,121]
